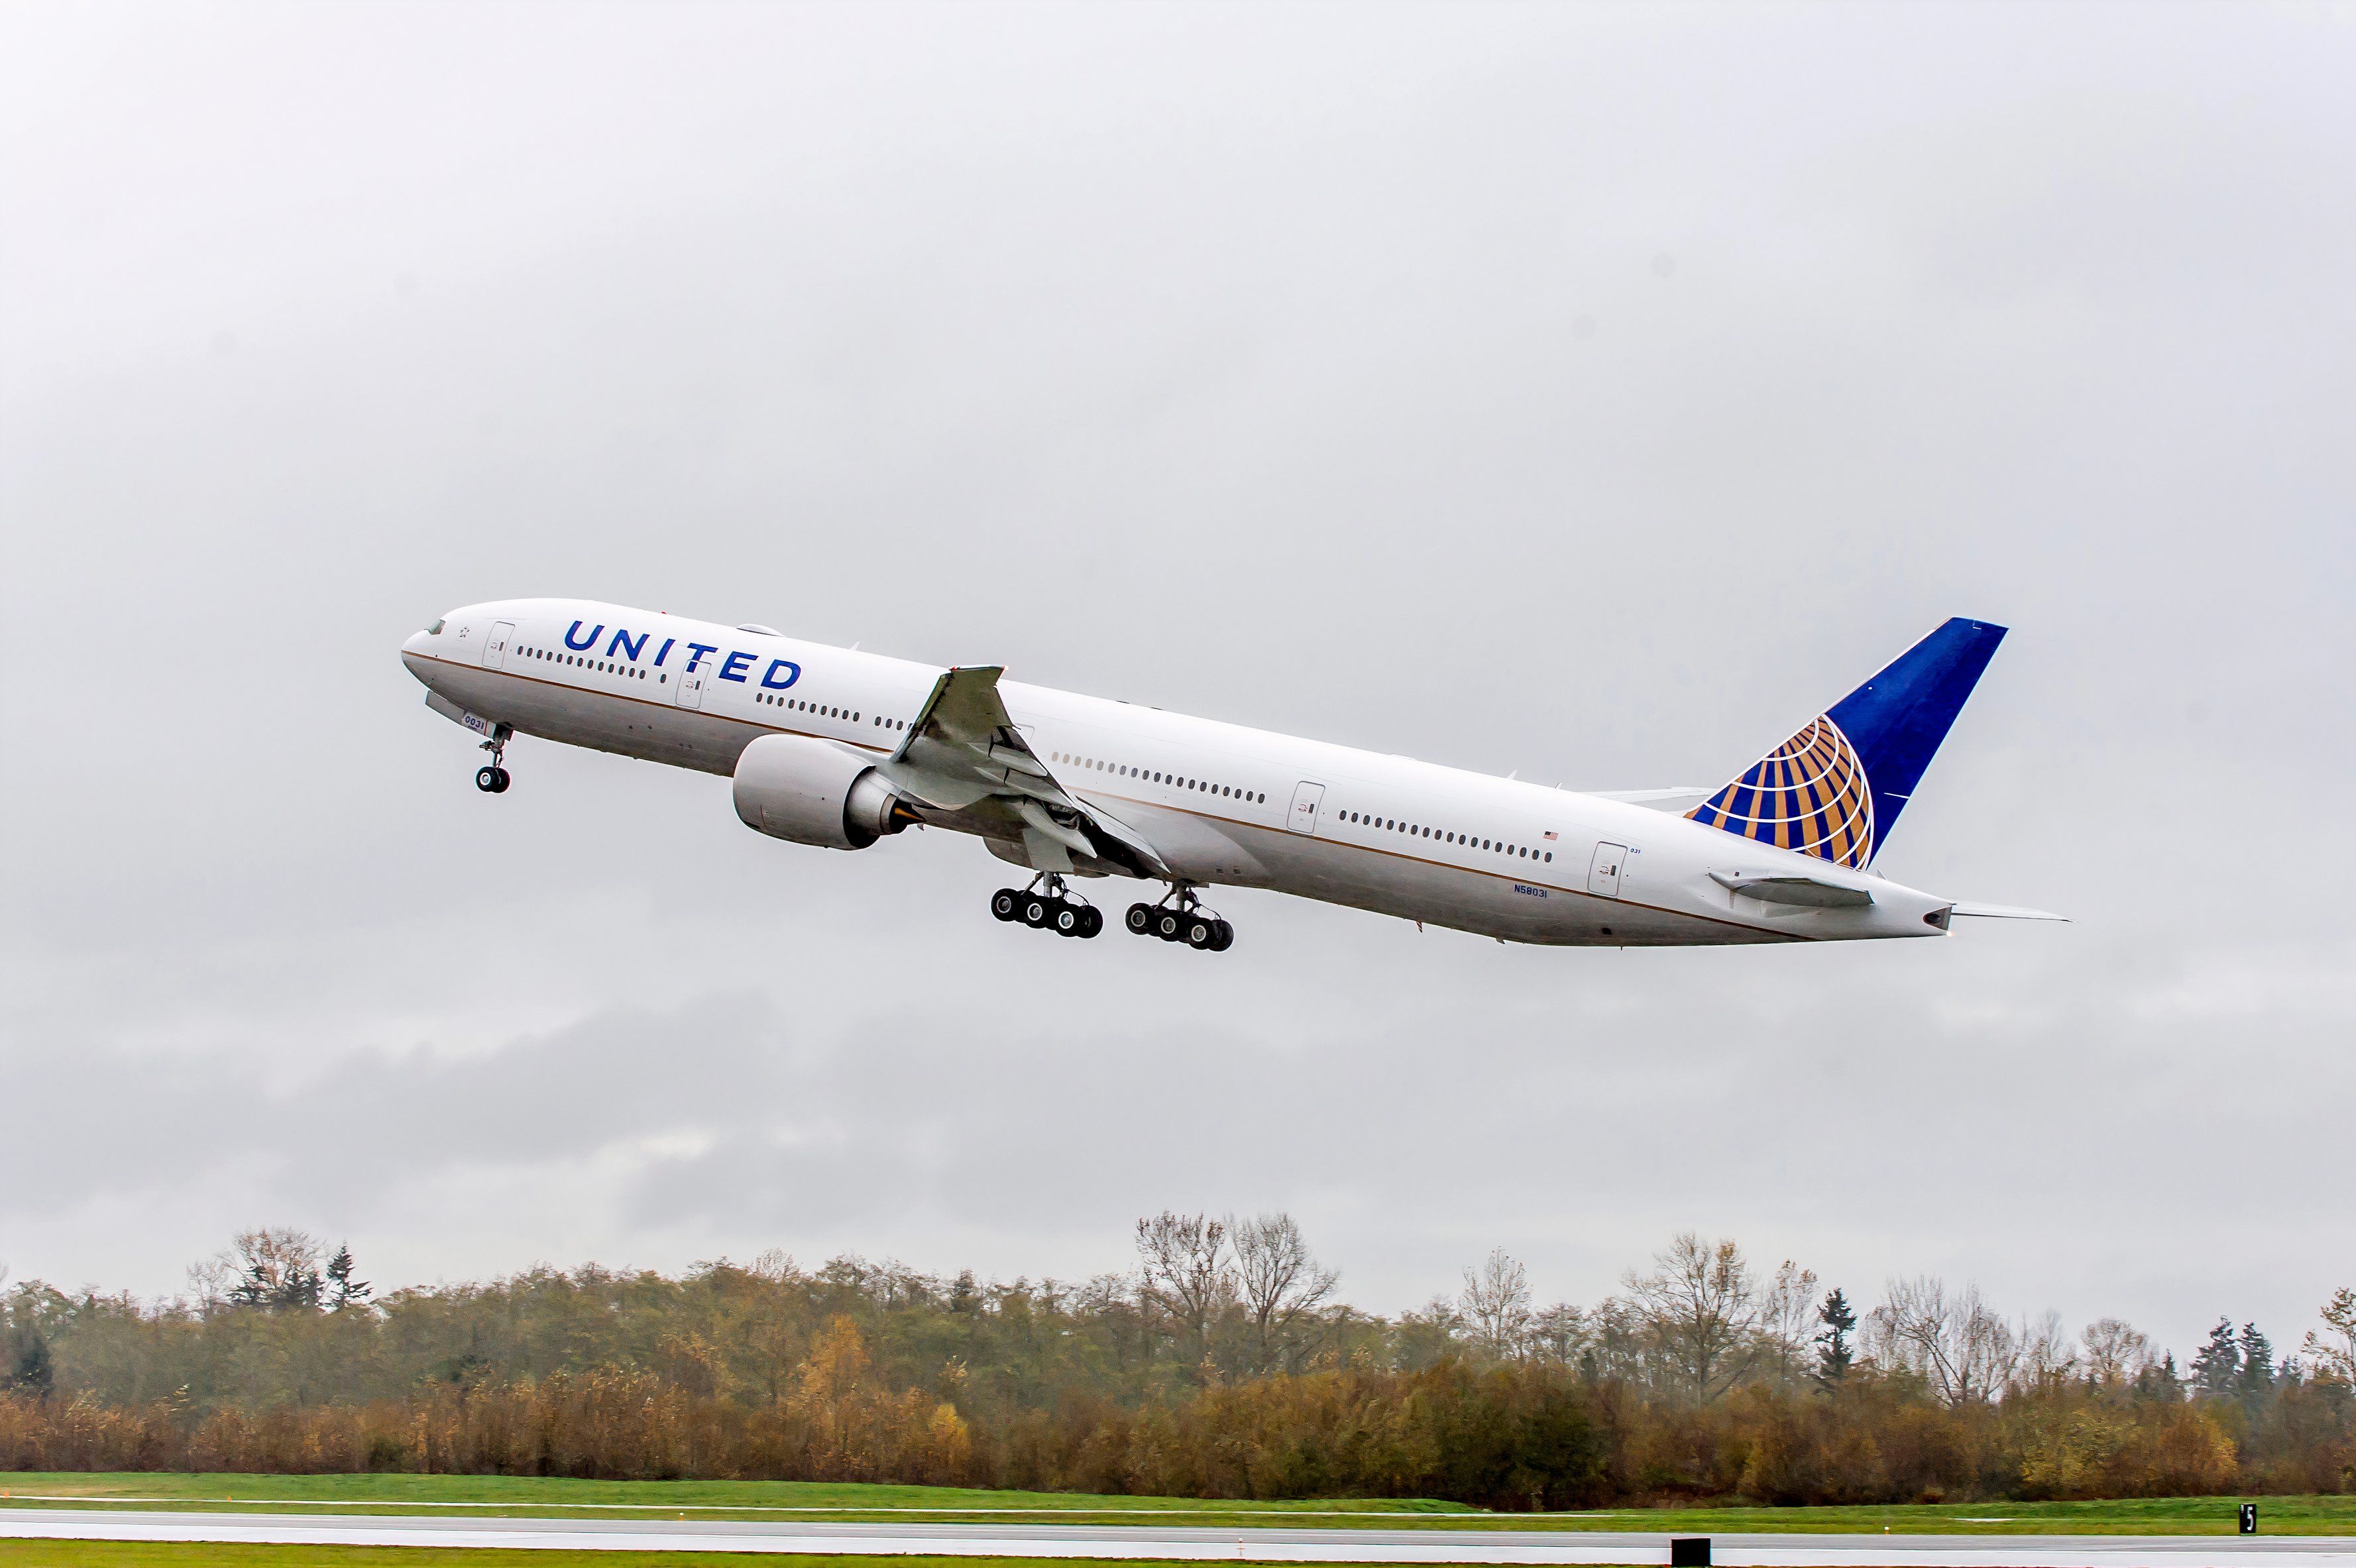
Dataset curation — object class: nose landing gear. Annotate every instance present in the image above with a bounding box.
[475,728,514,793]
[1125,889,1233,952]
[991,875,1103,938]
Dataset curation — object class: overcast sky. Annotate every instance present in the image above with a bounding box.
[3,1,2350,1364]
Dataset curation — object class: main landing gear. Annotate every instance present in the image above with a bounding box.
[1125,889,1235,952]
[475,730,512,793]
[991,876,1103,938]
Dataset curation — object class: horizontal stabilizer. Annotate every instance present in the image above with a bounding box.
[1591,786,1716,812]
[1710,871,1875,909]
[1948,901,2070,922]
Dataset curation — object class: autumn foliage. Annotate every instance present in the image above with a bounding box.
[2,1228,2349,1506]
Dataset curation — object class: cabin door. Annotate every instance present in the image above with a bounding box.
[1286,781,1325,835]
[1588,842,1628,897]
[675,662,708,710]
[482,620,514,669]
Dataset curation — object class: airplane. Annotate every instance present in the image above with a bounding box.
[400,601,2062,951]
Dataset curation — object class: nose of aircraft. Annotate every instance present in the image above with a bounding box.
[400,617,446,684]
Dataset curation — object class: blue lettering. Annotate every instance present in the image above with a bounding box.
[760,659,801,690]
[653,638,675,667]
[718,650,755,683]
[606,628,648,661]
[564,620,603,651]
[683,641,718,672]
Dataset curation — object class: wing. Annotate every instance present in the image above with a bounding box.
[878,665,1166,879]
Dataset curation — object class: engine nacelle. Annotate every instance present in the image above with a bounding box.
[732,734,915,850]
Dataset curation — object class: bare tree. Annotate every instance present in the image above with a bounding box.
[2082,1317,2154,1387]
[1227,1212,1338,1375]
[2302,1288,2356,1388]
[1758,1259,1822,1385]
[2013,1310,2078,1390]
[1135,1211,1233,1362]
[1868,1276,2019,1406]
[211,1229,326,1312]
[1624,1233,1762,1402]
[1392,1294,1462,1371]
[1530,1302,1588,1367]
[1459,1249,1534,1361]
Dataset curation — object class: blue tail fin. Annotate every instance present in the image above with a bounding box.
[1685,618,2007,868]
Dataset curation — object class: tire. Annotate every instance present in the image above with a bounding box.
[1077,907,1104,939]
[991,889,1020,922]
[1154,911,1183,942]
[1184,916,1216,948]
[1209,919,1234,952]
[1125,903,1154,935]
[1021,896,1052,928]
[1052,903,1082,936]
[476,766,500,792]
[491,767,511,793]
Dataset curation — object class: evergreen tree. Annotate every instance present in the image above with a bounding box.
[2135,1351,2184,1402]
[326,1245,371,1310]
[1815,1288,1857,1384]
[4,1321,53,1396]
[2235,1322,2275,1398]
[2191,1317,2240,1395]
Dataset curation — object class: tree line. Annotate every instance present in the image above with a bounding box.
[3,1223,2349,1506]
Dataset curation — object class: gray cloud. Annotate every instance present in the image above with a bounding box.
[2,1,2350,1359]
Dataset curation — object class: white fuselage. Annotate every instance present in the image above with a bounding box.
[402,598,1958,946]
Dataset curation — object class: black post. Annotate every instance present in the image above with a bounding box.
[1671,1539,1712,1567]
[2239,1504,2258,1536]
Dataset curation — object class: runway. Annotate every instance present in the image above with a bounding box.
[2,1508,2351,1566]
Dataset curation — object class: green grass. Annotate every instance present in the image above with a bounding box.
[1,1473,2349,1534]
[3,1549,1396,1567]
[0,1473,1469,1520]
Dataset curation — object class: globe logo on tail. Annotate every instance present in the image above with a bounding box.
[1684,716,1875,869]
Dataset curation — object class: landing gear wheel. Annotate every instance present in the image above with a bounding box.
[1208,919,1233,952]
[1126,903,1155,936]
[492,767,510,793]
[1154,909,1184,942]
[991,889,1021,923]
[1184,915,1218,949]
[1020,894,1054,928]
[1052,902,1084,937]
[1077,906,1104,939]
[476,765,506,793]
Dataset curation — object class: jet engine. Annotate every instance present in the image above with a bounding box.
[732,734,917,850]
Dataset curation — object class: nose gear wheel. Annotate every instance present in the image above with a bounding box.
[473,726,514,793]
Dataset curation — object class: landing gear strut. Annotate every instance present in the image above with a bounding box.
[1125,887,1234,952]
[990,875,1102,938]
[475,727,512,793]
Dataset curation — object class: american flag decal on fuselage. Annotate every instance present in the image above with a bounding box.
[1684,716,1874,868]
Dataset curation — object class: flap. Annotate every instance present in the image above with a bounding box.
[882,665,1167,879]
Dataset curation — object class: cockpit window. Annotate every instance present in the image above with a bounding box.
[426,618,445,635]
